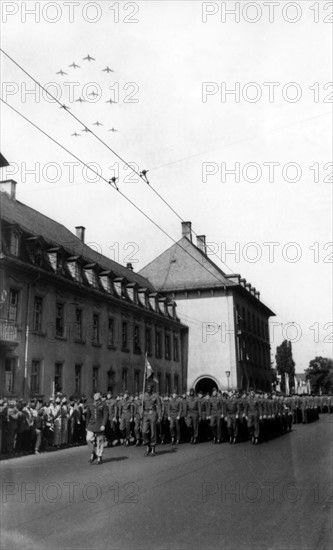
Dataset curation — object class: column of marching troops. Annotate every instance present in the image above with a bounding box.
[1,386,332,458]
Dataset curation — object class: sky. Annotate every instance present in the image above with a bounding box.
[1,0,332,372]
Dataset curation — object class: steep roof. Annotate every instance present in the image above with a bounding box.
[0,192,156,291]
[139,236,236,291]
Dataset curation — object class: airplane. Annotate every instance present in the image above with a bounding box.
[83,54,95,62]
[75,97,85,103]
[56,69,68,76]
[59,104,70,110]
[93,121,103,126]
[105,98,115,104]
[82,127,90,132]
[88,91,99,97]
[108,127,118,132]
[103,66,114,73]
[69,62,80,69]
[71,132,80,137]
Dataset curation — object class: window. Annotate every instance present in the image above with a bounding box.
[165,332,171,360]
[134,370,140,394]
[6,229,20,256]
[75,308,83,341]
[56,303,64,337]
[8,289,18,322]
[4,358,15,392]
[173,334,179,362]
[33,297,43,332]
[92,314,100,345]
[107,318,115,347]
[100,275,112,293]
[54,362,62,393]
[155,328,162,358]
[92,366,99,392]
[122,321,128,349]
[157,372,162,392]
[67,260,82,283]
[134,325,141,354]
[165,373,171,395]
[174,374,179,394]
[74,364,81,394]
[122,368,128,391]
[145,327,152,356]
[31,360,40,394]
[107,369,115,392]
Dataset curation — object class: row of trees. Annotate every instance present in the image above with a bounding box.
[274,340,333,394]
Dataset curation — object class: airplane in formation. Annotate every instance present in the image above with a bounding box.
[69,62,80,69]
[103,66,114,73]
[75,97,85,103]
[83,54,96,62]
[108,127,118,132]
[93,121,103,126]
[71,132,80,137]
[56,69,67,76]
[105,98,116,104]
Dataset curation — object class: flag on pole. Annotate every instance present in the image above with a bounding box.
[145,353,158,383]
[294,375,298,393]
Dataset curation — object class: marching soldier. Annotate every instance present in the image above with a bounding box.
[245,390,261,444]
[86,391,108,465]
[167,390,182,444]
[141,383,161,456]
[207,387,222,443]
[183,388,201,444]
[225,391,240,444]
[118,390,132,446]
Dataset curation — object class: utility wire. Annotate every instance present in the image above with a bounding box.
[1,97,237,290]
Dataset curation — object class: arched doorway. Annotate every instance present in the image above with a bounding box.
[194,377,218,395]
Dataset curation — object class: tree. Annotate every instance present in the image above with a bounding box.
[305,357,333,394]
[275,340,295,393]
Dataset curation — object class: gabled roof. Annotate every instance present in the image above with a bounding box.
[139,236,236,291]
[0,192,156,291]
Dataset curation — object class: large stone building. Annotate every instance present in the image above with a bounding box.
[0,180,188,400]
[140,222,275,393]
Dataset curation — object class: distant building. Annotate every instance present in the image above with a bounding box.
[140,222,275,393]
[0,180,188,399]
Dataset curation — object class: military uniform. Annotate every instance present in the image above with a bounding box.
[141,389,161,456]
[86,396,108,464]
[183,392,201,443]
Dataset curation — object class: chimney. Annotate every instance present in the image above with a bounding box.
[196,235,207,255]
[75,226,85,242]
[0,179,17,200]
[126,262,134,271]
[181,221,192,242]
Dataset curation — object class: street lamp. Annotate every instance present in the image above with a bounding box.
[225,370,230,390]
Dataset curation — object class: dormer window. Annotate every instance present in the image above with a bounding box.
[114,278,126,300]
[167,301,175,319]
[126,283,138,303]
[47,247,63,273]
[138,289,148,308]
[84,263,98,289]
[25,236,45,266]
[158,297,167,316]
[67,256,83,283]
[149,293,157,311]
[3,225,21,256]
[100,271,112,293]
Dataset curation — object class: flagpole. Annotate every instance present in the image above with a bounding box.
[142,353,147,411]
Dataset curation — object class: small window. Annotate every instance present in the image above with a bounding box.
[122,321,128,349]
[31,360,40,394]
[134,325,141,354]
[75,309,83,340]
[8,289,19,322]
[92,314,100,345]
[108,318,115,347]
[93,366,99,392]
[33,297,43,332]
[54,362,62,393]
[56,303,64,337]
[5,358,15,392]
[145,327,152,356]
[75,364,82,394]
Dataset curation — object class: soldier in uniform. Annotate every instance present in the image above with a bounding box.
[118,390,132,446]
[245,390,261,444]
[207,387,222,444]
[167,389,182,444]
[183,388,201,444]
[225,391,239,444]
[132,394,142,446]
[141,383,161,456]
[86,391,108,464]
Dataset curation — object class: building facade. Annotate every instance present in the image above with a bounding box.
[0,180,188,400]
[140,222,275,393]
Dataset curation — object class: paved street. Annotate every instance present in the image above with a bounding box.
[1,416,332,550]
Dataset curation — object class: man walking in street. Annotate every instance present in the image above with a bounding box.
[86,391,108,465]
